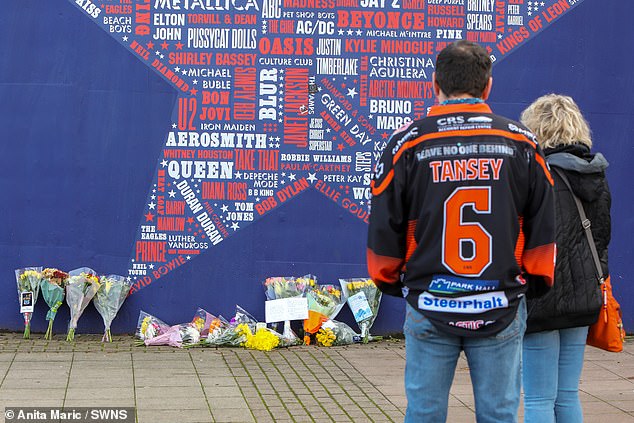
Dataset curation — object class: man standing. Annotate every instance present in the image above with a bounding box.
[367,41,556,423]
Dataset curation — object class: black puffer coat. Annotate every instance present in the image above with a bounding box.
[526,144,611,333]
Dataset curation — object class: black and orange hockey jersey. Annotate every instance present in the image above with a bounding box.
[367,102,556,337]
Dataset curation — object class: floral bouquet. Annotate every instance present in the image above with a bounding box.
[15,267,42,339]
[224,306,282,351]
[65,267,101,342]
[205,306,258,347]
[264,274,315,345]
[264,275,315,300]
[340,278,382,343]
[141,309,219,348]
[315,320,359,347]
[204,319,248,348]
[242,326,281,351]
[303,284,346,345]
[93,275,131,342]
[136,311,170,341]
[199,315,231,346]
[142,323,202,348]
[41,268,69,340]
[191,307,217,338]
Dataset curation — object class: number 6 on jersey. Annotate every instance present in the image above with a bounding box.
[442,186,493,277]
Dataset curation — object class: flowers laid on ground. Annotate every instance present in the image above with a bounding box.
[203,321,250,347]
[202,316,233,346]
[136,311,170,341]
[191,308,216,338]
[316,320,359,347]
[139,309,222,348]
[243,327,280,351]
[340,278,382,343]
[304,284,346,345]
[15,267,42,339]
[41,268,69,340]
[9,266,387,347]
[93,275,131,342]
[185,306,282,351]
[226,307,281,351]
[65,268,101,342]
[141,323,202,348]
[129,274,386,350]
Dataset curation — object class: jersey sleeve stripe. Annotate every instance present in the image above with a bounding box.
[534,153,554,185]
[514,216,525,268]
[370,169,394,196]
[405,220,418,262]
[367,248,404,287]
[522,243,556,287]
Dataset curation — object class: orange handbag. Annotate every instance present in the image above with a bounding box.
[586,276,625,352]
[552,167,625,352]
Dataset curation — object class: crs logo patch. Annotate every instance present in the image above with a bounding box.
[437,116,464,126]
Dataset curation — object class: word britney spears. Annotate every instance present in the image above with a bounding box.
[429,158,503,183]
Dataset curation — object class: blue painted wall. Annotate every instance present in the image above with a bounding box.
[2,0,633,335]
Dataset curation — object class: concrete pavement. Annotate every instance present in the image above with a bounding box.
[0,333,632,422]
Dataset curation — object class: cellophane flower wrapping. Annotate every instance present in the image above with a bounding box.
[264,275,314,301]
[93,275,131,342]
[136,311,170,341]
[264,275,315,345]
[142,309,217,348]
[65,267,101,342]
[205,306,257,347]
[15,267,42,339]
[41,268,69,340]
[316,320,359,347]
[202,315,232,346]
[340,278,382,343]
[304,284,346,344]
[230,306,282,351]
[143,323,202,348]
[191,307,216,337]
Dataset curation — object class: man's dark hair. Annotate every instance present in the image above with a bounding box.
[435,41,492,98]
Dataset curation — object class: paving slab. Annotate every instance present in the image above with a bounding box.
[0,334,631,422]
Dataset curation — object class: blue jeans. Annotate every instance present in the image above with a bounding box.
[404,298,527,423]
[522,327,588,423]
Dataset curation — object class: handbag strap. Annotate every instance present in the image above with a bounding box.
[551,166,605,285]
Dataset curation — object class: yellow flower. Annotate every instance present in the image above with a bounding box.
[20,270,41,281]
[316,328,336,347]
[140,317,150,335]
[193,317,204,332]
[245,329,280,351]
[235,323,252,337]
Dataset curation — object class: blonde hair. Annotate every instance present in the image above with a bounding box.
[520,94,592,150]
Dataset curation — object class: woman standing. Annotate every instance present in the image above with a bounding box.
[520,94,611,423]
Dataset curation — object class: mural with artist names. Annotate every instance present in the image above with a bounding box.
[69,0,584,293]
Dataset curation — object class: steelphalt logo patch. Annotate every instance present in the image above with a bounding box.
[418,291,509,314]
